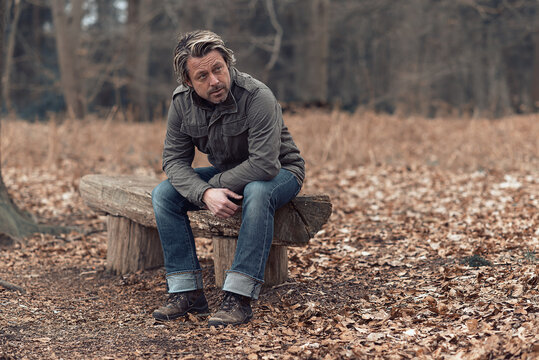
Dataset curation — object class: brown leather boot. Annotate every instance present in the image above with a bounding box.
[208,291,253,327]
[152,289,209,321]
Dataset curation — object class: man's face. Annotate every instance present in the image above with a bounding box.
[186,50,231,104]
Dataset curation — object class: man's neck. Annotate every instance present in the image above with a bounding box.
[191,91,216,110]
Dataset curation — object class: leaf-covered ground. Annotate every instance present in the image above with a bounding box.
[0,113,538,359]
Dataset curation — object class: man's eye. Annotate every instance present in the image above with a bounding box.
[198,74,207,80]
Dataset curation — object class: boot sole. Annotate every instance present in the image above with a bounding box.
[208,314,253,327]
[153,307,210,321]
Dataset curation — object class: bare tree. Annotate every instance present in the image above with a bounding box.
[125,0,152,122]
[96,0,116,31]
[284,0,330,103]
[262,0,283,82]
[50,0,85,119]
[2,0,22,114]
[532,0,539,110]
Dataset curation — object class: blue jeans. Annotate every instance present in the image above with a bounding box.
[151,167,301,299]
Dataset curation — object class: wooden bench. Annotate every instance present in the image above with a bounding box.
[79,175,332,287]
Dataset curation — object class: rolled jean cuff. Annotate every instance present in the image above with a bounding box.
[166,271,203,293]
[222,271,263,299]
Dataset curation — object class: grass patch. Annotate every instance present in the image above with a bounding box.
[523,250,537,263]
[460,254,492,267]
[1,111,538,175]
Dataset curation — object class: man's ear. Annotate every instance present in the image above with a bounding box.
[185,78,192,87]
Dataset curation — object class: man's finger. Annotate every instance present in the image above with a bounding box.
[224,189,243,200]
[220,202,237,215]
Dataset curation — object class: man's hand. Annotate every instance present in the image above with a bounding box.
[202,188,243,219]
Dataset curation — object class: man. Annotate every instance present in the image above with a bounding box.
[151,30,305,327]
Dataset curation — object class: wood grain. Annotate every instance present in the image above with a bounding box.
[212,237,288,287]
[106,215,163,274]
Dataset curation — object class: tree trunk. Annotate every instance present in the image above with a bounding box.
[1,0,6,104]
[2,0,22,114]
[288,0,329,103]
[532,1,539,110]
[96,0,116,31]
[309,0,330,103]
[50,0,85,119]
[126,0,151,122]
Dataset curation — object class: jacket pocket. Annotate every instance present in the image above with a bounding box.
[181,123,209,153]
[181,123,208,138]
[220,117,249,161]
[222,116,248,136]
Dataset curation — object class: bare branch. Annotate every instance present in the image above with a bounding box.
[0,279,26,294]
[264,0,283,72]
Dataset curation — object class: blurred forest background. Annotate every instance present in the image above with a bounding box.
[2,0,539,121]
[1,2,538,357]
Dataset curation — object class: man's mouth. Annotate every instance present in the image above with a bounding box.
[211,87,224,95]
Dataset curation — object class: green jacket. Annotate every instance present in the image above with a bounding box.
[162,68,305,208]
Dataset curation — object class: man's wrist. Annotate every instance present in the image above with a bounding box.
[202,188,210,203]
[199,185,213,207]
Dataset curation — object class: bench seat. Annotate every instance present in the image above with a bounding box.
[79,174,332,286]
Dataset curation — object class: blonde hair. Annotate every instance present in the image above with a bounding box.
[173,30,236,86]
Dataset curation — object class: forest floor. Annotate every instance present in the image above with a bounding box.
[0,110,538,359]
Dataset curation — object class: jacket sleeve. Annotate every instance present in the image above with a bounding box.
[162,99,211,208]
[207,88,281,193]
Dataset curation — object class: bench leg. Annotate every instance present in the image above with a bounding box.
[106,215,163,274]
[212,236,288,288]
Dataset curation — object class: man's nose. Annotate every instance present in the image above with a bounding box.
[209,73,219,86]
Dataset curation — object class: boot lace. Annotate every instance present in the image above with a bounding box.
[219,292,239,312]
[168,292,187,305]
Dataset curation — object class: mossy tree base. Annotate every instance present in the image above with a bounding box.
[0,178,69,246]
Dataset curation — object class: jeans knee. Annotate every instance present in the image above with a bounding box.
[151,181,168,208]
[152,180,188,214]
[244,181,272,207]
[244,181,271,197]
